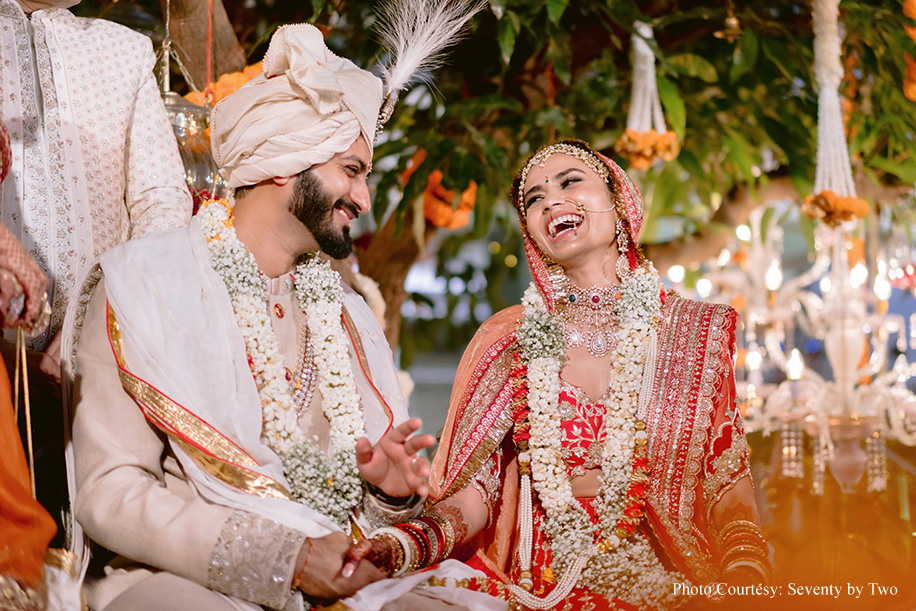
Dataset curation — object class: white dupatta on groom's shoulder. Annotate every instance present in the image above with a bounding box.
[98,219,404,537]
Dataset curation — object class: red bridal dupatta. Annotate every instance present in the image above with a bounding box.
[429,293,752,588]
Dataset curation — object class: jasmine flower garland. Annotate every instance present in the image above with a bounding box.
[510,262,688,609]
[199,200,365,529]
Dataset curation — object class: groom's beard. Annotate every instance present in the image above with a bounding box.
[290,171,359,260]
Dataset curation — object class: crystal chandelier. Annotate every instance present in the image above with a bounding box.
[739,217,916,495]
[727,0,916,495]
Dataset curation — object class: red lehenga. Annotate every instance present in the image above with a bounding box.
[429,293,758,610]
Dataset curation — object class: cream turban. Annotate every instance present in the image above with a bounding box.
[210,24,384,189]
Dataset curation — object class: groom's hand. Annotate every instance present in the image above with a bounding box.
[355,418,435,499]
[296,533,385,601]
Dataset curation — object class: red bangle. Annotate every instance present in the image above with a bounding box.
[399,523,430,567]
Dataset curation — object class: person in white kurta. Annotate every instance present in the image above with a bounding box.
[0,0,192,355]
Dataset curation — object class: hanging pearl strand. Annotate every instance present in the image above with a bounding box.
[812,0,856,199]
[627,22,667,134]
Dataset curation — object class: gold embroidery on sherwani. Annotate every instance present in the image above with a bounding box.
[107,303,292,500]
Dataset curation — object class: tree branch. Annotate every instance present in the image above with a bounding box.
[158,0,246,89]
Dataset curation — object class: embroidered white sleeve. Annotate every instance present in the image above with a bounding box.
[207,510,305,609]
[124,37,192,237]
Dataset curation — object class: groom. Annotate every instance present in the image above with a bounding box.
[69,25,449,611]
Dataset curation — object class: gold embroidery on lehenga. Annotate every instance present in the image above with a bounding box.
[645,296,733,583]
[442,336,517,497]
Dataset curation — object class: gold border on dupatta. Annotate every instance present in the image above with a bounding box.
[107,304,292,501]
[342,306,394,424]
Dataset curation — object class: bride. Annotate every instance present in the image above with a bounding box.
[364,140,771,610]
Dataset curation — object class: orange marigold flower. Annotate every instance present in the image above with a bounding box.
[185,91,208,107]
[730,294,748,312]
[614,129,680,168]
[802,190,869,227]
[184,62,263,107]
[731,248,749,268]
[422,170,477,230]
[847,238,865,268]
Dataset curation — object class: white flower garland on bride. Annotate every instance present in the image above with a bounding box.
[199,200,365,529]
[512,262,688,609]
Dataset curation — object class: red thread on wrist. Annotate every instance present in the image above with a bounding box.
[292,538,314,590]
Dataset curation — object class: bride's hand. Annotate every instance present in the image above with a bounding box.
[355,418,435,499]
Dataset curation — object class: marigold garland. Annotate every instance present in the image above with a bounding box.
[801,189,869,228]
[185,62,264,107]
[614,129,680,170]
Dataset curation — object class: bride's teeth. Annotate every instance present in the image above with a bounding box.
[546,212,584,238]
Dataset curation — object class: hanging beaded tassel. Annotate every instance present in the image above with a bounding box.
[614,22,679,170]
[801,0,869,228]
[812,437,830,495]
[866,432,887,492]
[780,422,805,479]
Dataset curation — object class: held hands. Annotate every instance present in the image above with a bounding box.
[294,533,385,602]
[355,418,435,499]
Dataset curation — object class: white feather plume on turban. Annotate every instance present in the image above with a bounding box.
[210,24,384,189]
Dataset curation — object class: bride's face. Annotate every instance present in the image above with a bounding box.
[522,154,617,269]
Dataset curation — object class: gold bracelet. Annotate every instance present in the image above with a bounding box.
[716,519,764,545]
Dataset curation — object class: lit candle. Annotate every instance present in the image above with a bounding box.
[874,273,891,315]
[765,259,782,307]
[786,348,805,407]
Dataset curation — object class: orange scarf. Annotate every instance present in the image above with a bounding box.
[0,356,56,586]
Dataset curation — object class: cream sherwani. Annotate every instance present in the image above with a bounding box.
[0,0,191,347]
[70,221,417,610]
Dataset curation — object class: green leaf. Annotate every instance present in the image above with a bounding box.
[657,77,686,139]
[547,37,572,85]
[868,157,916,185]
[446,94,523,119]
[760,37,796,82]
[498,15,521,65]
[729,29,759,83]
[667,54,718,83]
[759,206,776,244]
[722,132,755,180]
[546,0,569,25]
[677,150,705,182]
